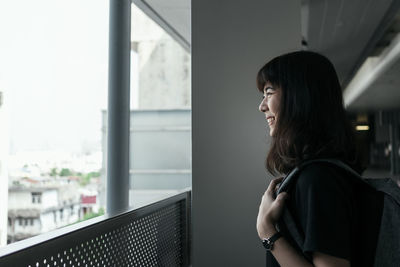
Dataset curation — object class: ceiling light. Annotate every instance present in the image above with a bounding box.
[356,125,369,131]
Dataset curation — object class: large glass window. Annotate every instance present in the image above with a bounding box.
[0,0,191,247]
[1,0,109,245]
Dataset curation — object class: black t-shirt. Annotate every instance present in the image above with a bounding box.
[267,163,383,267]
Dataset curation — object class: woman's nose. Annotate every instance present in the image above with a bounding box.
[259,98,267,112]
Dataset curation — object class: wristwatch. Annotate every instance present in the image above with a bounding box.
[262,232,282,251]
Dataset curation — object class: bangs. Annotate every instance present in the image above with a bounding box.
[256,59,281,92]
[256,68,267,92]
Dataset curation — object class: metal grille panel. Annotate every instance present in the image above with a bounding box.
[0,191,190,267]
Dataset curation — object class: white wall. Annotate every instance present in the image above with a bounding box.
[41,190,58,210]
[41,212,56,233]
[8,189,58,210]
[192,1,301,266]
[8,191,31,210]
[131,5,191,109]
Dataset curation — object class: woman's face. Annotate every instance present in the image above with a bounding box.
[259,82,281,137]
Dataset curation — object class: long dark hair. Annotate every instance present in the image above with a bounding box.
[257,51,361,175]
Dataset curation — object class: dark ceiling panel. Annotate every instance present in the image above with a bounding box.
[305,0,393,85]
[348,56,400,111]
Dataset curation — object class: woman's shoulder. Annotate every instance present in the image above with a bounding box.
[295,162,352,193]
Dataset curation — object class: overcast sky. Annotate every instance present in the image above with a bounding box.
[0,0,109,154]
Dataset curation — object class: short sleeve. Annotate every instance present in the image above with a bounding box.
[292,164,353,261]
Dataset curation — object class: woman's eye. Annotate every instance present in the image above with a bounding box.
[266,92,273,97]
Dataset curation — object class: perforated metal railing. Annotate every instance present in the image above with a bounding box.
[0,190,191,267]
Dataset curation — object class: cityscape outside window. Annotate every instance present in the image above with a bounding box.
[0,0,190,246]
[0,0,110,245]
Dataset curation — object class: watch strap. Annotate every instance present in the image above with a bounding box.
[262,232,282,251]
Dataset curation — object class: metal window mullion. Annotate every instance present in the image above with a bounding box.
[106,0,131,216]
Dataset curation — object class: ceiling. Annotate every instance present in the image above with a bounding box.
[301,0,400,111]
[343,11,400,111]
[133,0,400,111]
[350,61,400,110]
[302,0,394,85]
[344,40,400,111]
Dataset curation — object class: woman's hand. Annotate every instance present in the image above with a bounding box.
[256,177,289,239]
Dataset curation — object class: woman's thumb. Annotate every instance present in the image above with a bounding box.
[277,192,289,202]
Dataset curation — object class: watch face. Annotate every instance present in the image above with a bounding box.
[262,239,273,251]
[262,232,282,251]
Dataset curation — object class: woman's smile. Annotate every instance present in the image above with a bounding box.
[259,82,281,136]
[267,116,275,126]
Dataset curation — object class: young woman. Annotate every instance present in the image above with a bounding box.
[255,51,382,267]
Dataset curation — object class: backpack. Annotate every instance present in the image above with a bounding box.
[275,159,400,267]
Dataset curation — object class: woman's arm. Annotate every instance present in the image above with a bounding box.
[313,252,350,267]
[256,177,350,267]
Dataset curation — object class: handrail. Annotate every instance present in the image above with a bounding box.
[0,189,191,267]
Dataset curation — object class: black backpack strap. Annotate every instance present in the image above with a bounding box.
[276,158,360,194]
[275,165,309,261]
[301,159,361,178]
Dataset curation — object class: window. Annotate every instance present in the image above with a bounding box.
[31,192,42,204]
[2,0,109,244]
[2,0,191,247]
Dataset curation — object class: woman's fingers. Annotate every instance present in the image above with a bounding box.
[257,187,289,232]
[275,179,283,192]
[269,192,289,219]
[266,177,284,196]
[275,192,289,204]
